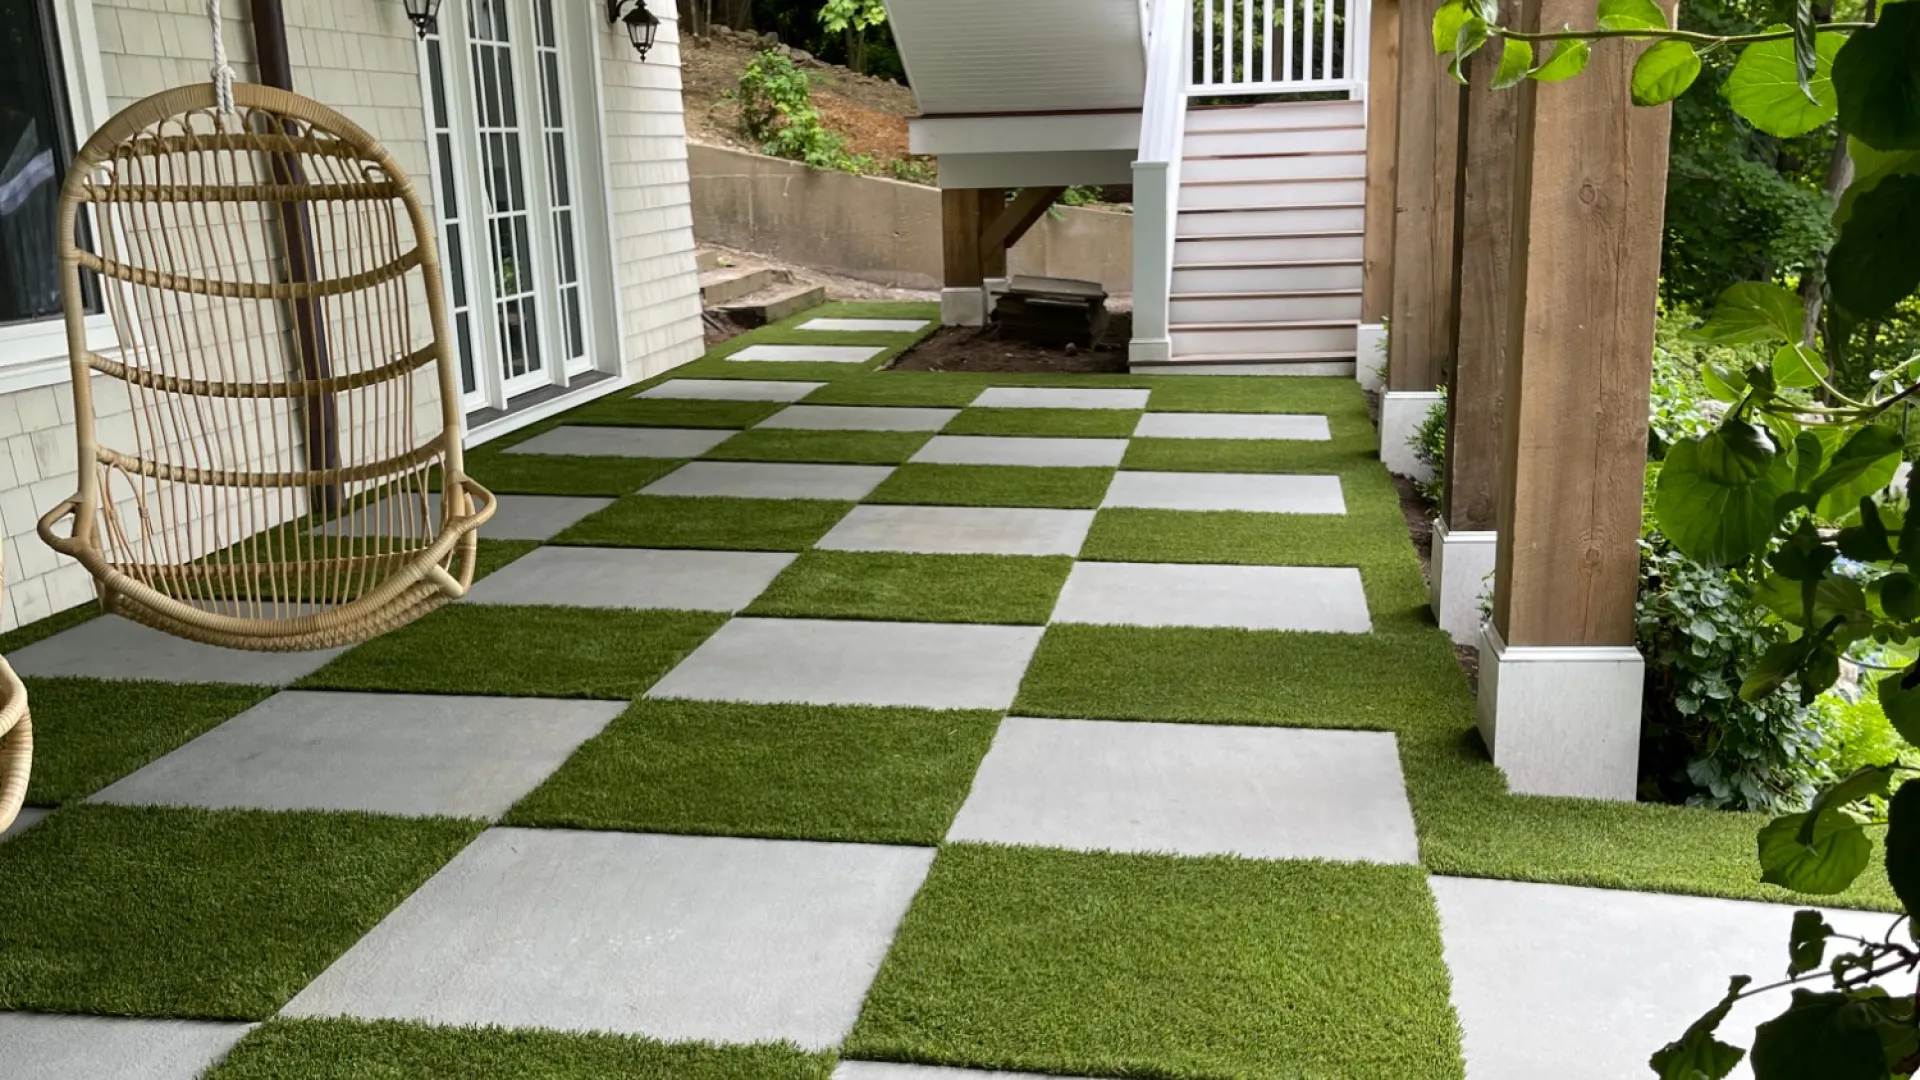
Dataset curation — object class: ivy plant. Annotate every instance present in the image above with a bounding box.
[1434,1,1920,1075]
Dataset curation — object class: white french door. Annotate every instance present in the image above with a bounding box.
[420,0,603,415]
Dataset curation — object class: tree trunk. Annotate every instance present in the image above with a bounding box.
[1801,133,1855,346]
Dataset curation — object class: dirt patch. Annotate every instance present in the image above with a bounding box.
[1392,461,1483,692]
[680,33,919,165]
[892,313,1134,375]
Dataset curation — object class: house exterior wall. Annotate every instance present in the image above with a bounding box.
[0,0,702,631]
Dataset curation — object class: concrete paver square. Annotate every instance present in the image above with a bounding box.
[1103,471,1346,514]
[819,506,1095,557]
[758,405,959,432]
[465,547,795,611]
[503,426,732,459]
[641,461,894,501]
[648,617,1043,710]
[638,378,824,402]
[799,318,930,333]
[90,691,623,819]
[282,829,935,1050]
[0,1013,252,1080]
[947,718,1418,863]
[729,344,885,364]
[972,387,1150,410]
[836,1065,1081,1080]
[910,435,1127,468]
[1136,413,1332,441]
[316,492,614,541]
[1052,563,1371,631]
[1,807,47,843]
[1431,876,1897,1080]
[9,615,344,685]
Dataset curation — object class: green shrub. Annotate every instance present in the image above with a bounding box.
[732,51,866,173]
[1410,388,1446,506]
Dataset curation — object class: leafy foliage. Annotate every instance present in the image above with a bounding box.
[731,50,867,171]
[1410,388,1448,506]
[1434,1,1920,1073]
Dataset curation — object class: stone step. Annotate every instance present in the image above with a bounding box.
[720,282,829,328]
[700,265,783,307]
[695,248,727,273]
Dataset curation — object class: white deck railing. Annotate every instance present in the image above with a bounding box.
[1129,0,1194,364]
[1193,0,1369,96]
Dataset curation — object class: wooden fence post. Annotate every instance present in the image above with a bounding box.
[1358,0,1402,390]
[1477,0,1675,800]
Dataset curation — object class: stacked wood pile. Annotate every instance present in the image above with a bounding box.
[995,276,1109,348]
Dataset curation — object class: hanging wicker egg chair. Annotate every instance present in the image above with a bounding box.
[0,547,29,832]
[37,80,495,652]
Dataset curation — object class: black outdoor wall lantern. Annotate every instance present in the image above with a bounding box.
[401,0,442,38]
[607,0,661,59]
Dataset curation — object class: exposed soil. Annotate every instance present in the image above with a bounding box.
[681,31,919,165]
[1390,439,1482,690]
[892,313,1134,375]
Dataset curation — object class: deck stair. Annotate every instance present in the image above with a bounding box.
[1169,99,1367,371]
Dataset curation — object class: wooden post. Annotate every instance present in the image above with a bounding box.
[1385,0,1462,394]
[1430,14,1522,644]
[1360,0,1401,329]
[1478,0,1676,800]
[977,189,1008,283]
[941,188,987,326]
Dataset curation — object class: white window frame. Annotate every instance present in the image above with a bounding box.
[0,0,117,395]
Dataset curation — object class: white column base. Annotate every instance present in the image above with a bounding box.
[1380,389,1442,481]
[1356,322,1387,393]
[1431,521,1496,646]
[941,286,987,327]
[1477,623,1644,801]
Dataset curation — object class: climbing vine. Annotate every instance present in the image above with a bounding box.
[1435,1,1920,1075]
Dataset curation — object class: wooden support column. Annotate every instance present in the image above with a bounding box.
[977,189,1008,282]
[941,188,989,326]
[1478,0,1676,801]
[1386,0,1463,394]
[1430,19,1522,645]
[1360,0,1401,329]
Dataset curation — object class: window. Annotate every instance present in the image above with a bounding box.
[0,0,83,327]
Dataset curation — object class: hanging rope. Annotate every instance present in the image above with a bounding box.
[206,0,236,114]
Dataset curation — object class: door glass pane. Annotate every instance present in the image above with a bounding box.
[421,31,478,396]
[466,0,544,388]
[533,0,586,364]
[0,0,89,325]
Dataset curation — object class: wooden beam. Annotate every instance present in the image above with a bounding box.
[1490,0,1675,648]
[1442,25,1522,533]
[942,188,987,289]
[1361,0,1401,324]
[978,189,1009,281]
[1386,0,1463,392]
[984,187,1068,252]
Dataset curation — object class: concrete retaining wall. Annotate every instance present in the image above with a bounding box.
[688,143,1133,293]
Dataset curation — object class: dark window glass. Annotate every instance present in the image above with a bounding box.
[0,0,85,325]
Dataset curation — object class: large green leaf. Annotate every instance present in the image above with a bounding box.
[1787,910,1834,977]
[1881,573,1920,620]
[1829,174,1920,321]
[1433,0,1471,55]
[1633,41,1703,106]
[1885,779,1920,917]
[1700,423,1777,485]
[1800,765,1901,851]
[1833,3,1920,151]
[1808,423,1904,521]
[1491,38,1534,90]
[1758,811,1871,894]
[1597,0,1669,33]
[1530,37,1591,82]
[1650,977,1750,1080]
[1879,670,1920,744]
[1741,637,1815,701]
[1656,438,1791,565]
[1838,143,1920,227]
[1724,30,1843,139]
[1690,282,1805,345]
[1754,573,1868,630]
[1750,991,1900,1079]
[1772,343,1824,389]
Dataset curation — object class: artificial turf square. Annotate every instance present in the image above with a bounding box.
[472,539,541,581]
[0,804,481,1019]
[943,408,1141,439]
[205,1018,838,1080]
[845,845,1464,1079]
[744,551,1072,625]
[866,465,1115,510]
[801,376,986,408]
[560,397,786,429]
[20,678,274,805]
[297,605,727,700]
[1013,623,1464,730]
[553,496,854,551]
[465,452,687,496]
[506,699,1001,845]
[704,429,934,465]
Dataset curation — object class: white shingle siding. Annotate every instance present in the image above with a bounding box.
[0,0,702,630]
